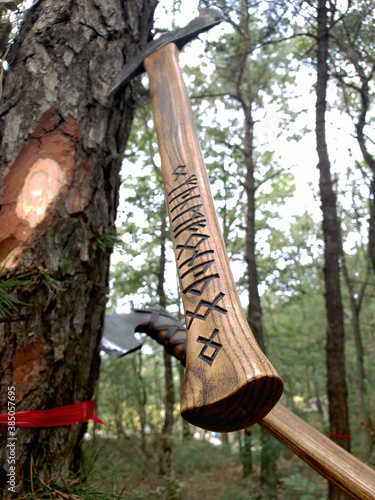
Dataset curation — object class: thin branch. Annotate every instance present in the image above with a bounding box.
[260,32,318,46]
[255,168,284,190]
[190,92,239,102]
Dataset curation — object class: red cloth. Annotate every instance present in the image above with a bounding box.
[329,432,350,439]
[1,401,105,427]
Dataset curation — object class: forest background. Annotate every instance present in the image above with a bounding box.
[1,0,373,499]
[92,0,375,499]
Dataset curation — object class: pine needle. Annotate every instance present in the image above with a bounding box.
[0,273,32,318]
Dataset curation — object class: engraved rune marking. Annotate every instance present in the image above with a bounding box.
[172,204,204,223]
[168,174,198,198]
[169,165,227,329]
[183,274,220,296]
[179,249,214,269]
[170,195,201,213]
[180,259,215,280]
[173,218,207,239]
[169,186,199,208]
[186,292,228,329]
[176,233,211,260]
[197,329,222,365]
[172,165,187,182]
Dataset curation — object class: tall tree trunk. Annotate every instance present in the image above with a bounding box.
[242,101,260,482]
[333,27,375,276]
[240,428,253,477]
[356,100,375,276]
[158,214,175,478]
[239,0,276,487]
[135,350,148,456]
[243,97,277,492]
[160,350,175,477]
[177,362,191,441]
[369,180,375,274]
[244,102,265,353]
[316,1,350,498]
[0,0,156,496]
[342,261,374,459]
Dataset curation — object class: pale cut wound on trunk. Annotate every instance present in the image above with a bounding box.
[16,158,65,227]
[0,108,76,268]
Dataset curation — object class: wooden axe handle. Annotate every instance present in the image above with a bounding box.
[144,43,283,432]
[260,404,375,500]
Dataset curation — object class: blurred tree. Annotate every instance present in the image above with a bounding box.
[110,99,178,479]
[338,172,375,459]
[197,0,295,492]
[329,1,375,274]
[315,1,350,497]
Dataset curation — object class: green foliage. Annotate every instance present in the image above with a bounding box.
[280,472,327,500]
[89,229,120,253]
[0,272,32,318]
[109,90,176,311]
[173,439,233,474]
[37,269,65,306]
[131,480,185,499]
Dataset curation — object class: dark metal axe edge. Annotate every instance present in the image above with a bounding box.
[108,7,224,97]
[101,308,186,363]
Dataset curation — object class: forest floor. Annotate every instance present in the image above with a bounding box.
[17,431,328,499]
[81,434,328,500]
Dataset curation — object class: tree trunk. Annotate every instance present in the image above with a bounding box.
[369,180,375,274]
[158,213,175,477]
[240,428,252,477]
[0,0,156,496]
[356,104,375,276]
[337,29,375,277]
[242,101,257,482]
[135,350,148,455]
[244,102,265,354]
[237,0,275,488]
[342,261,374,459]
[243,97,278,492]
[178,362,191,441]
[160,350,175,477]
[316,1,350,498]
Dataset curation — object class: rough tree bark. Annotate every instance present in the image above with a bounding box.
[0,0,156,496]
[316,1,350,498]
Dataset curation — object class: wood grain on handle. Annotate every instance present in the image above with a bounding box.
[144,43,283,432]
[260,404,375,500]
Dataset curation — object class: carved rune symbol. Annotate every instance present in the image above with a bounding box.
[168,174,198,199]
[186,292,227,329]
[172,165,187,182]
[197,329,222,365]
[176,233,211,260]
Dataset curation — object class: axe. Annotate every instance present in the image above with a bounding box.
[102,308,186,365]
[109,8,283,432]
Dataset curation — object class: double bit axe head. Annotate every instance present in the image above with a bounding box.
[108,7,225,97]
